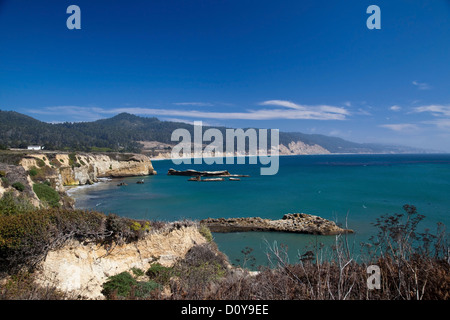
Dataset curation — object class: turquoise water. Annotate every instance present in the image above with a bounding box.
[69,154,450,268]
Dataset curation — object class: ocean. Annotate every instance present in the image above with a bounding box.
[67,154,450,268]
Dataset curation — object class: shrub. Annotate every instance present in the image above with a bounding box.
[28,168,38,177]
[101,272,136,299]
[28,165,55,183]
[33,183,60,208]
[199,225,213,243]
[106,214,151,243]
[131,267,145,277]
[90,146,114,152]
[0,192,35,216]
[0,209,105,273]
[50,158,62,168]
[68,153,81,168]
[36,159,45,168]
[169,243,229,299]
[77,157,86,166]
[0,271,73,300]
[0,204,157,274]
[134,281,161,298]
[130,221,150,232]
[0,170,6,177]
[0,209,54,272]
[11,182,25,192]
[146,263,173,285]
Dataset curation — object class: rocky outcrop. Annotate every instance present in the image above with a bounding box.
[19,152,157,188]
[278,141,330,155]
[0,163,41,207]
[168,168,231,176]
[167,168,249,177]
[0,152,157,209]
[200,213,353,235]
[36,224,207,300]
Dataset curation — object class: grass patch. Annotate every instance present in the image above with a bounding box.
[11,182,25,192]
[32,183,60,208]
[199,225,213,243]
[101,271,161,300]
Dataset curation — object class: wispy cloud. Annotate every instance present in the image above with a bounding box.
[258,100,350,120]
[27,106,105,122]
[173,102,214,107]
[413,104,450,117]
[408,104,450,131]
[30,100,351,122]
[390,105,402,112]
[412,81,431,90]
[379,123,420,132]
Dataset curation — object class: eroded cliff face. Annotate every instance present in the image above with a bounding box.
[19,153,157,188]
[0,163,41,207]
[35,224,207,299]
[5,152,156,209]
[146,140,330,159]
[278,141,330,155]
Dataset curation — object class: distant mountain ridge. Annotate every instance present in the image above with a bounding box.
[0,110,430,155]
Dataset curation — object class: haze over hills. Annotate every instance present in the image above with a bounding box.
[0,110,432,155]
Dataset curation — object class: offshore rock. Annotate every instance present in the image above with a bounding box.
[200,213,353,236]
[168,168,249,177]
[168,168,231,176]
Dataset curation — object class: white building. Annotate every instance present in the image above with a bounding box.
[27,146,43,150]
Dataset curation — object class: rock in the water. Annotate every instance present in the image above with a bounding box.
[200,213,353,235]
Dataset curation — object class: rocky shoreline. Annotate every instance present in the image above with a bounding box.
[200,213,354,236]
[1,152,157,209]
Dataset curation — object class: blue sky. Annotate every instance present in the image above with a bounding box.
[1,0,450,151]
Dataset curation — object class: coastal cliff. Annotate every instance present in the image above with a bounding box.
[35,223,207,299]
[19,152,157,187]
[1,152,156,209]
[147,140,330,159]
[0,163,41,207]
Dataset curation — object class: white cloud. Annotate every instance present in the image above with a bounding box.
[105,106,348,120]
[356,108,372,116]
[173,102,214,107]
[37,101,349,122]
[258,100,350,120]
[412,81,431,90]
[379,123,420,132]
[413,105,450,117]
[410,105,450,131]
[259,100,306,110]
[390,105,402,111]
[27,100,351,123]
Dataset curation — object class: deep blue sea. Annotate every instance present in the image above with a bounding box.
[68,154,450,268]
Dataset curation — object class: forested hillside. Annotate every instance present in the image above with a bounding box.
[0,110,426,154]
